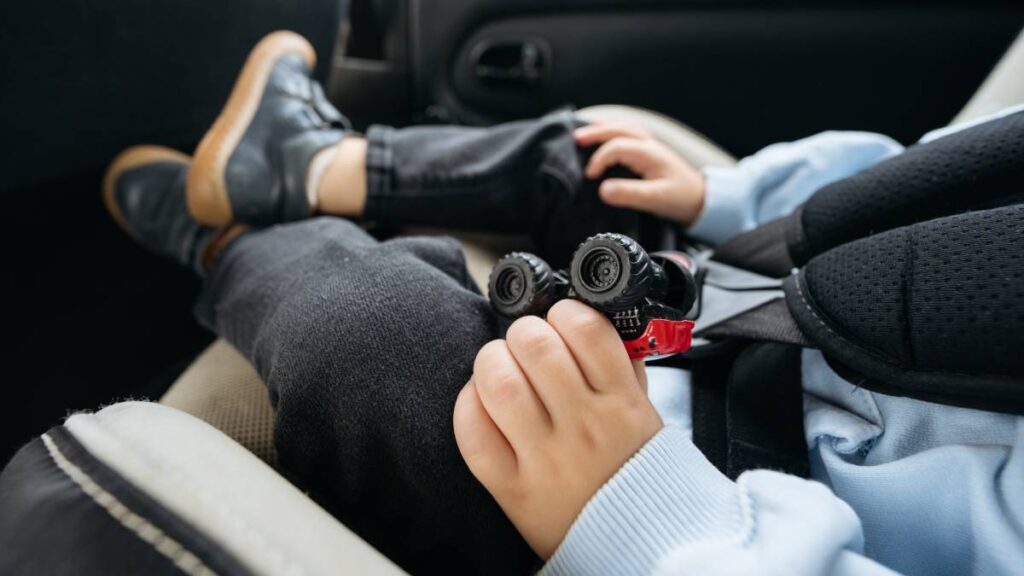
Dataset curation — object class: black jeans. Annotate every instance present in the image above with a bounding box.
[196,112,647,575]
[364,110,651,267]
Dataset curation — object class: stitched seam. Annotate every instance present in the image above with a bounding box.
[794,273,1013,381]
[41,433,218,576]
[85,412,305,576]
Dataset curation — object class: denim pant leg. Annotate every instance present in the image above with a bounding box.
[194,217,537,575]
[364,110,649,268]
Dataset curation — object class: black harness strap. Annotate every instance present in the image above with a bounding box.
[700,298,810,347]
[689,342,809,480]
[689,345,736,476]
[711,216,793,278]
[724,343,808,479]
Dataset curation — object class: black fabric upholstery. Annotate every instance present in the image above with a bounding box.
[788,111,1024,265]
[0,0,344,192]
[0,427,250,575]
[786,204,1024,413]
[2,1,344,464]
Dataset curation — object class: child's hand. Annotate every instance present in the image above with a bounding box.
[453,300,663,559]
[575,121,706,225]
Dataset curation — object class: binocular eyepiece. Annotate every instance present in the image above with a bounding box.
[489,233,698,358]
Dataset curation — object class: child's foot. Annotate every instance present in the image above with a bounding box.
[453,299,663,559]
[103,145,219,272]
[188,31,350,227]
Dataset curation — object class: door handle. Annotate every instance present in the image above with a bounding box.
[471,39,549,87]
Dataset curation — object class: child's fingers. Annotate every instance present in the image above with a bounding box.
[584,138,657,179]
[473,340,553,446]
[505,316,590,418]
[574,122,652,147]
[598,178,670,214]
[545,300,638,394]
[454,380,519,481]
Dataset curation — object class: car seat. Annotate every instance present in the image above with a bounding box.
[3,28,1022,574]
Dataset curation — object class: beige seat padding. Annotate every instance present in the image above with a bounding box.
[161,339,277,465]
[953,28,1024,124]
[64,402,405,576]
[160,105,738,458]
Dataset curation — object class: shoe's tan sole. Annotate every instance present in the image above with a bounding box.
[187,30,317,227]
[102,145,191,239]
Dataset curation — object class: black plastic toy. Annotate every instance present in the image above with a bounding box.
[488,233,698,359]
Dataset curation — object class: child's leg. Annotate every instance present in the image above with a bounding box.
[194,218,537,574]
[332,111,580,232]
[186,32,643,265]
[314,112,643,266]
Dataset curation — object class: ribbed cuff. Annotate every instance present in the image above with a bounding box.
[540,426,742,576]
[686,166,755,246]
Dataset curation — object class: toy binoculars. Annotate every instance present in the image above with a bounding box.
[488,233,698,359]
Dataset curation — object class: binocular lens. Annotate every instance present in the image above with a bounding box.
[578,246,621,293]
[493,266,526,305]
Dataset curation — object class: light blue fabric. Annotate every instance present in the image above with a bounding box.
[687,131,902,246]
[544,112,1024,575]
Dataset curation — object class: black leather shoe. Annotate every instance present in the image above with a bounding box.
[104,146,216,273]
[188,31,349,227]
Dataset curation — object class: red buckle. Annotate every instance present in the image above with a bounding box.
[623,319,695,359]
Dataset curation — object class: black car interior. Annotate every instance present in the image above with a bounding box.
[2,0,1022,464]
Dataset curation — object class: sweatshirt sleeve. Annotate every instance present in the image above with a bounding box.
[687,131,903,245]
[540,426,899,576]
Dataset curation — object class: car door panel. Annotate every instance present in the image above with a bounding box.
[443,6,1022,154]
[401,1,1024,155]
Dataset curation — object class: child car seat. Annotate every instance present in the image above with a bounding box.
[3,27,1023,572]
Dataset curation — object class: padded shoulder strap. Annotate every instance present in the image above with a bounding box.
[713,111,1024,276]
[787,110,1024,266]
[785,204,1024,413]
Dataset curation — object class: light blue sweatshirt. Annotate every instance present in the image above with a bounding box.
[543,106,1024,576]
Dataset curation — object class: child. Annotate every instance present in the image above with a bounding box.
[102,31,1023,575]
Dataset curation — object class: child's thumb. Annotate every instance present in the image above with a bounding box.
[631,359,648,393]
